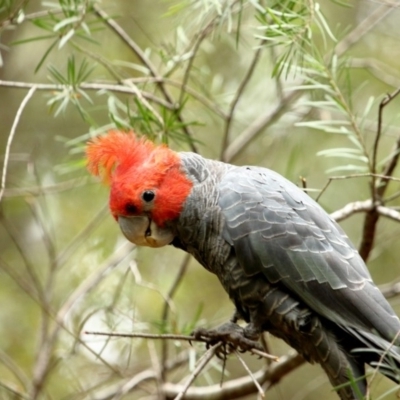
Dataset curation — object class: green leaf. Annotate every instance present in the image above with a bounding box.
[53,16,80,31]
[59,28,75,48]
[34,39,58,73]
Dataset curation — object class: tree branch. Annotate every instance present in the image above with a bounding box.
[0,85,36,203]
[221,43,264,160]
[163,352,304,400]
[0,80,174,109]
[92,5,197,152]
[329,200,373,223]
[222,90,303,163]
[359,86,400,261]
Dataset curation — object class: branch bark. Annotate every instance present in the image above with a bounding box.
[163,353,304,400]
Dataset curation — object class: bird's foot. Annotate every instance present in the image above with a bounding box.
[192,321,262,358]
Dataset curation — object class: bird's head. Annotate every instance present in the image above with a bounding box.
[86,131,193,248]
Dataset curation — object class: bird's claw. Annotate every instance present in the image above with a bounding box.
[191,321,263,358]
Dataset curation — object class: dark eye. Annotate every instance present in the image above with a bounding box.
[125,203,137,214]
[142,190,155,202]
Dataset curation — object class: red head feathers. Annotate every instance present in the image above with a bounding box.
[86,131,193,226]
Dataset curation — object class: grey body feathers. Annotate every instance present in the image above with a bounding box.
[171,152,400,399]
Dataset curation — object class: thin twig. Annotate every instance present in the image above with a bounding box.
[220,44,264,160]
[124,77,227,118]
[98,351,190,399]
[0,85,36,203]
[85,330,279,362]
[377,205,400,223]
[0,348,30,390]
[147,340,164,400]
[177,20,214,112]
[223,90,303,162]
[315,173,400,203]
[85,331,197,341]
[28,243,135,400]
[0,381,29,400]
[56,243,135,333]
[129,260,176,314]
[359,86,400,261]
[1,177,87,198]
[122,79,165,126]
[334,3,394,57]
[0,0,29,28]
[174,343,222,400]
[365,329,400,398]
[0,80,173,109]
[372,86,400,198]
[375,93,400,200]
[349,58,400,89]
[84,331,279,361]
[329,200,373,223]
[163,352,304,400]
[92,5,197,152]
[234,350,265,398]
[161,254,191,379]
[380,279,400,299]
[30,242,134,399]
[55,203,108,268]
[250,349,279,362]
[0,204,44,301]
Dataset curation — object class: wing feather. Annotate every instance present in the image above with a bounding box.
[219,166,400,342]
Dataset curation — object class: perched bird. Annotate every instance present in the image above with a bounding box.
[86,130,400,399]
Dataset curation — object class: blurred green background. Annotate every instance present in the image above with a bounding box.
[1,0,400,399]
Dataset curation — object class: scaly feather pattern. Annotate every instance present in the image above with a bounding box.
[86,131,400,400]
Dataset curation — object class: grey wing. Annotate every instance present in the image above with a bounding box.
[219,166,400,342]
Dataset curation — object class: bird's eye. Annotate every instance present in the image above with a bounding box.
[125,203,137,214]
[142,190,155,202]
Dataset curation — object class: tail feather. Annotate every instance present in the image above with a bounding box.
[347,327,400,383]
[252,284,368,399]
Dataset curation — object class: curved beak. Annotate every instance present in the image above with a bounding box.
[118,215,174,248]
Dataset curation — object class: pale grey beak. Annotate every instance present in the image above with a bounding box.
[118,215,174,248]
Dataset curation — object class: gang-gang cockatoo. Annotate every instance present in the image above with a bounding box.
[86,130,400,399]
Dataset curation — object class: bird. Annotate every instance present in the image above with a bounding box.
[86,130,400,399]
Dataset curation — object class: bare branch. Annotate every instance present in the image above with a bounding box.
[359,86,400,261]
[0,80,174,109]
[366,329,400,397]
[85,330,278,362]
[28,242,135,399]
[175,343,223,400]
[0,85,36,203]
[55,204,108,268]
[92,5,197,152]
[349,58,400,88]
[380,280,400,299]
[234,350,265,398]
[377,205,400,223]
[329,200,373,222]
[221,44,264,160]
[1,177,87,198]
[177,20,214,112]
[223,90,303,163]
[161,254,192,379]
[85,331,197,341]
[334,3,395,57]
[55,243,135,332]
[372,86,400,194]
[94,351,190,399]
[163,352,304,400]
[0,348,30,390]
[124,77,227,119]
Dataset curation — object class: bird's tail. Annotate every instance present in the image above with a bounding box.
[347,327,400,384]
